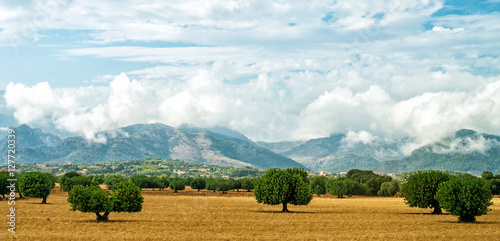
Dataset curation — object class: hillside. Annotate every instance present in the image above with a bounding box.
[2,123,307,170]
[257,134,404,172]
[376,129,500,175]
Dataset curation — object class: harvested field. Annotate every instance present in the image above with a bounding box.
[2,186,499,240]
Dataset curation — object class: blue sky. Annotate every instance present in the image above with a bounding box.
[1,0,500,152]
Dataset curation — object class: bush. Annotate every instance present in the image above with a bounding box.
[436,176,493,223]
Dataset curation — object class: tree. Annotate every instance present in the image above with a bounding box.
[328,180,347,198]
[217,179,232,194]
[481,171,500,195]
[344,179,367,197]
[206,179,218,192]
[62,176,99,192]
[67,181,143,222]
[19,172,55,204]
[231,179,242,192]
[104,174,128,190]
[169,178,185,193]
[378,180,400,197]
[310,176,328,196]
[149,176,165,191]
[190,178,206,191]
[401,170,450,214]
[241,178,254,192]
[0,171,10,199]
[254,168,312,212]
[160,175,170,191]
[60,171,81,191]
[130,175,150,190]
[436,176,493,223]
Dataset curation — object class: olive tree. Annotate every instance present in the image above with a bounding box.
[401,170,450,214]
[217,179,232,194]
[169,178,185,193]
[310,176,328,196]
[241,178,254,192]
[190,178,206,191]
[19,172,55,204]
[67,181,143,222]
[254,168,312,212]
[436,176,493,223]
[328,180,347,198]
[62,176,99,192]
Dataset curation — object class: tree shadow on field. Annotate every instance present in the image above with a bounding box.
[398,212,450,215]
[74,219,149,223]
[437,220,499,224]
[249,210,341,214]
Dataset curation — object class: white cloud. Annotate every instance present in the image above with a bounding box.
[343,130,376,145]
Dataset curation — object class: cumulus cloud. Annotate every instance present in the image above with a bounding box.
[2,0,500,155]
[431,135,499,154]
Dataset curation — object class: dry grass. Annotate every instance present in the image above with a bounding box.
[2,186,499,240]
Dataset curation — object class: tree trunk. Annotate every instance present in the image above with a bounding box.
[198,189,200,191]
[431,207,443,215]
[41,196,47,204]
[282,202,289,212]
[96,212,110,222]
[19,192,24,199]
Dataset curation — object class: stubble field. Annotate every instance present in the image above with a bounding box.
[2,186,499,240]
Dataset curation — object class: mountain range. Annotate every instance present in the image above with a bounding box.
[2,123,500,175]
[0,123,306,170]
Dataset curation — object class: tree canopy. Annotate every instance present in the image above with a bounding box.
[436,176,493,223]
[19,172,55,204]
[254,168,312,212]
[401,170,450,214]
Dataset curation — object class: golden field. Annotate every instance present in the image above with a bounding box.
[2,186,499,241]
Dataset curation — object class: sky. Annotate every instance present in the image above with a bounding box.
[1,0,500,153]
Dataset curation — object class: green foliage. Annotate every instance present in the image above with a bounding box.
[436,176,493,222]
[481,171,500,195]
[149,176,165,190]
[206,178,218,192]
[160,176,170,189]
[62,175,99,192]
[110,181,144,213]
[254,168,312,212]
[377,180,400,197]
[217,179,232,194]
[169,178,186,193]
[104,174,128,190]
[68,185,113,221]
[19,172,55,204]
[241,178,255,192]
[366,176,392,196]
[88,175,105,184]
[0,171,10,199]
[231,179,242,191]
[328,180,347,198]
[401,170,450,214]
[130,175,150,190]
[67,181,143,221]
[230,168,260,178]
[343,179,368,196]
[190,178,206,191]
[310,176,328,195]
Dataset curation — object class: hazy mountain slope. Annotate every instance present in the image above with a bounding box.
[376,129,500,175]
[5,123,306,170]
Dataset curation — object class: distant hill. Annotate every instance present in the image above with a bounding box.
[376,129,500,175]
[257,134,404,172]
[2,123,307,170]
